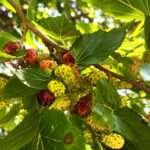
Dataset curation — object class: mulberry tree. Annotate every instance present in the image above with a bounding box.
[0,0,150,150]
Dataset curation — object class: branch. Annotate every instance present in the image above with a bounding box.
[7,0,67,53]
[95,65,150,94]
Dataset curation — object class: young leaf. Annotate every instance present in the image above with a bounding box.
[72,28,125,65]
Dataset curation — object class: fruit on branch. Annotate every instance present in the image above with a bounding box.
[85,115,109,132]
[55,64,79,88]
[25,48,37,65]
[3,42,21,54]
[81,66,106,85]
[48,80,66,97]
[39,59,57,71]
[101,133,125,149]
[50,96,71,110]
[37,90,55,106]
[62,51,75,65]
[74,95,92,117]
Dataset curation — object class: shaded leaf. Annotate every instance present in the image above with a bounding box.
[94,79,120,109]
[2,77,37,99]
[40,109,85,150]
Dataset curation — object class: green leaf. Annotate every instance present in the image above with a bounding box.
[85,0,143,21]
[140,63,150,81]
[72,28,125,65]
[94,79,120,109]
[40,109,85,150]
[0,110,40,150]
[0,32,17,51]
[2,77,37,99]
[15,67,52,89]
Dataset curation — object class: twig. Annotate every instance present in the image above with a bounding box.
[7,0,67,53]
[95,65,150,94]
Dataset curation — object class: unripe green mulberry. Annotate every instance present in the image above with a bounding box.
[101,133,125,149]
[55,64,79,88]
[0,77,7,90]
[48,80,66,97]
[81,66,106,85]
[83,130,93,144]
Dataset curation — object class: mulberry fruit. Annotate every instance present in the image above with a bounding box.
[3,42,21,54]
[25,48,37,65]
[101,133,125,149]
[55,64,79,88]
[81,66,106,85]
[48,80,66,97]
[62,51,75,65]
[37,90,55,106]
[39,59,57,71]
[74,95,92,117]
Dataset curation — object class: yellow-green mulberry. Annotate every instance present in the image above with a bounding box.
[81,66,106,85]
[101,133,125,149]
[55,64,79,88]
[85,115,108,132]
[48,80,66,97]
[83,129,93,144]
[50,96,71,110]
